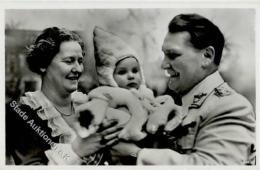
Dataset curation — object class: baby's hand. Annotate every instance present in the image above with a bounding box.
[71,91,89,106]
[129,87,157,112]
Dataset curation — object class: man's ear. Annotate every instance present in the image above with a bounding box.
[202,46,215,68]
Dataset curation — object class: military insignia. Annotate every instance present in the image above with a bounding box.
[214,86,231,97]
[189,92,207,109]
[193,93,207,104]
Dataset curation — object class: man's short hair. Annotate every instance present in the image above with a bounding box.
[168,13,225,65]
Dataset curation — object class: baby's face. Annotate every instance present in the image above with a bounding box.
[113,57,142,90]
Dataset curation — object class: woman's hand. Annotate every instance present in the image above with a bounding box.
[111,141,141,157]
[71,120,122,158]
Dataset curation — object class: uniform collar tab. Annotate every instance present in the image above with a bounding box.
[182,71,224,110]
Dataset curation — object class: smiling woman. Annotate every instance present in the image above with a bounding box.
[6,27,122,165]
[42,41,84,96]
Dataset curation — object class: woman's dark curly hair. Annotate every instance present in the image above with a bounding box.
[26,27,85,75]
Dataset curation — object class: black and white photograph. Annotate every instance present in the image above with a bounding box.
[4,5,258,168]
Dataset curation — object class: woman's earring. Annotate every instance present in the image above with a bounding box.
[40,68,46,73]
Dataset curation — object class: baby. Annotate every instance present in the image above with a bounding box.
[75,27,179,141]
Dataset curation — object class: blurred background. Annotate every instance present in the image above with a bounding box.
[5,9,255,110]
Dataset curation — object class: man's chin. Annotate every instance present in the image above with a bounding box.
[169,86,178,93]
[169,84,192,97]
[168,80,178,91]
[66,85,78,93]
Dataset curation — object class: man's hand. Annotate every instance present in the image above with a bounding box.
[146,95,183,134]
[164,105,183,132]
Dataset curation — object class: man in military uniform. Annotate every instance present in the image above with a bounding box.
[134,13,255,165]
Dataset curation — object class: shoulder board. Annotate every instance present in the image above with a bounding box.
[214,86,231,97]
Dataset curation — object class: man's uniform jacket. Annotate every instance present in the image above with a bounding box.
[137,71,255,165]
